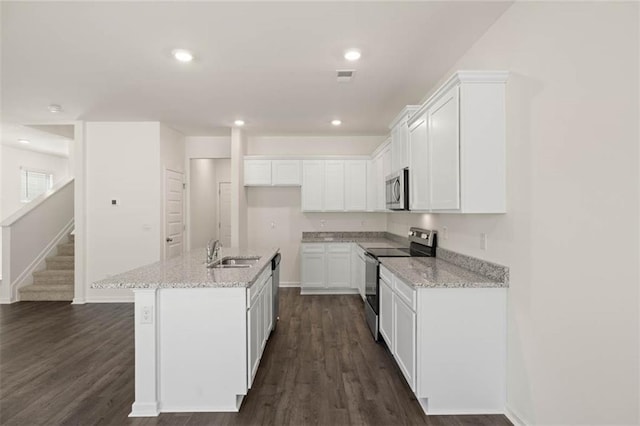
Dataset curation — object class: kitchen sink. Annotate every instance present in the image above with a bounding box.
[209,256,260,269]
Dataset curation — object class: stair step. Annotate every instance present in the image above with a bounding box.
[57,242,75,256]
[46,256,74,270]
[33,270,74,285]
[20,284,73,301]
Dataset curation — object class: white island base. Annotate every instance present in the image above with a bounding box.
[130,281,272,417]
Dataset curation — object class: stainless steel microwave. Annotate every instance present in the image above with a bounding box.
[386,169,409,210]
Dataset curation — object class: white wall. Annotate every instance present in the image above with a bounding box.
[246,135,387,284]
[84,122,162,302]
[189,158,231,250]
[0,145,70,219]
[185,136,231,159]
[388,3,639,424]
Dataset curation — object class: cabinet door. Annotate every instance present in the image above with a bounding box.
[428,86,460,210]
[302,160,324,211]
[375,155,384,211]
[323,160,345,211]
[263,278,273,347]
[247,295,262,387]
[244,160,272,186]
[345,160,367,211]
[358,252,366,299]
[301,252,325,288]
[272,160,301,186]
[399,119,410,169]
[379,276,394,346]
[326,244,351,289]
[391,125,401,172]
[393,296,416,391]
[409,116,430,211]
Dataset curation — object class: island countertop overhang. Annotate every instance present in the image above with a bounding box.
[91,247,279,290]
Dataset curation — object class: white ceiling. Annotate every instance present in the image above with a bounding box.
[1,2,512,136]
[0,123,71,157]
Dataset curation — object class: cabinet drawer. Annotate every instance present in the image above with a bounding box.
[393,275,416,312]
[327,243,351,253]
[302,244,325,254]
[380,265,393,285]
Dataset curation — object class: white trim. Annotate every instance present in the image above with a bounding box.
[86,295,134,303]
[300,288,359,295]
[505,405,528,426]
[278,281,300,288]
[388,105,421,129]
[129,402,159,417]
[1,177,74,226]
[11,219,74,302]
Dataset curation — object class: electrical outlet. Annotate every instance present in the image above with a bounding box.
[141,306,153,324]
[443,226,448,240]
[480,233,488,250]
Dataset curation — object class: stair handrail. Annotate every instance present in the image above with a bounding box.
[1,177,74,227]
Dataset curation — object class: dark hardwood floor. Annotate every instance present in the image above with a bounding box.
[0,289,511,426]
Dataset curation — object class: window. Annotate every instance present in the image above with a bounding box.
[21,168,53,202]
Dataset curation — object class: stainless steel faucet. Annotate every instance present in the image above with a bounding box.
[206,239,221,264]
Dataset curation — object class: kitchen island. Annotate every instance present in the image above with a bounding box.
[92,247,279,417]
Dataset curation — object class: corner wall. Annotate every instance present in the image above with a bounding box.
[388,3,639,424]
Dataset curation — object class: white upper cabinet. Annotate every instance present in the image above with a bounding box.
[345,160,367,211]
[301,160,324,211]
[323,160,345,211]
[366,160,377,212]
[428,85,460,211]
[408,71,508,213]
[244,160,272,186]
[271,160,301,186]
[390,106,420,172]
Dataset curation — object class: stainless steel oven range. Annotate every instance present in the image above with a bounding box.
[364,228,437,340]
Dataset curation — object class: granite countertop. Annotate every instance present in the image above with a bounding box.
[301,233,407,249]
[379,257,507,289]
[91,247,279,290]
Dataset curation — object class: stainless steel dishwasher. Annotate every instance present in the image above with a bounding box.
[271,253,281,331]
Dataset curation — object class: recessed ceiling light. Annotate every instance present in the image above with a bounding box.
[18,139,30,144]
[48,104,63,113]
[234,120,245,126]
[172,49,194,63]
[331,119,342,126]
[344,49,361,61]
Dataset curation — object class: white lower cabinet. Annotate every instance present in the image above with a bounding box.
[247,269,274,388]
[378,264,506,415]
[301,243,357,294]
[379,275,393,345]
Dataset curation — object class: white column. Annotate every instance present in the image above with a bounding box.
[230,128,247,248]
[130,289,160,417]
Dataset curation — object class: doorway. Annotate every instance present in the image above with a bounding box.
[164,169,184,260]
[218,182,231,247]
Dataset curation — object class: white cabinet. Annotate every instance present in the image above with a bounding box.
[326,244,351,288]
[244,159,301,186]
[301,160,324,211]
[351,244,366,299]
[301,243,357,294]
[247,267,273,388]
[379,274,393,345]
[323,160,345,211]
[428,86,460,210]
[393,290,417,391]
[390,106,420,172]
[409,116,430,211]
[301,244,325,287]
[301,159,369,212]
[244,160,272,186]
[371,141,391,212]
[366,160,377,211]
[378,264,507,415]
[407,71,508,213]
[271,160,301,186]
[345,160,367,211]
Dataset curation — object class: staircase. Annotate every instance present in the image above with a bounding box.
[19,234,74,301]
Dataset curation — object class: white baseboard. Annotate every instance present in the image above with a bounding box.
[71,298,86,304]
[505,405,528,426]
[86,295,134,303]
[300,288,359,295]
[129,402,159,417]
[11,219,74,302]
[279,281,300,288]
[0,297,12,304]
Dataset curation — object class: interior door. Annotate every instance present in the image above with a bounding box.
[165,169,184,259]
[218,182,232,247]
